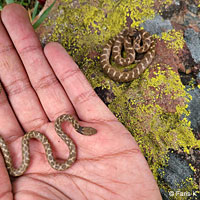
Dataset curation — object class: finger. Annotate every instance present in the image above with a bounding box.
[0,84,24,141]
[0,14,37,172]
[1,4,75,124]
[44,42,116,122]
[0,6,48,132]
[0,14,33,141]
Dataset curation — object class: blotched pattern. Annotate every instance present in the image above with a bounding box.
[0,85,97,176]
[100,28,156,82]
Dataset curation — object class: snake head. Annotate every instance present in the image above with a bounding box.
[128,28,138,37]
[76,126,97,136]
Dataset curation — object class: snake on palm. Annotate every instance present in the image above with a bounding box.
[100,28,156,82]
[0,84,97,176]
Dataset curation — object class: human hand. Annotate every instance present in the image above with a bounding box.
[0,4,161,200]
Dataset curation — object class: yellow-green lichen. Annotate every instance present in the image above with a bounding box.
[158,0,173,5]
[157,0,174,15]
[48,0,157,59]
[160,29,185,53]
[109,65,200,178]
[47,0,159,91]
[186,78,197,90]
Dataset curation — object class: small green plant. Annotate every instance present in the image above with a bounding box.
[0,0,56,30]
[5,0,15,4]
[0,1,2,10]
[33,0,56,29]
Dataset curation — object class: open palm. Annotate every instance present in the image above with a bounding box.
[0,4,161,200]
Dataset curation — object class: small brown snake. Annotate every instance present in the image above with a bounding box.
[0,83,97,176]
[100,28,156,82]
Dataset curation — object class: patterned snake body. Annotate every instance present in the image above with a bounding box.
[100,28,156,82]
[0,96,97,177]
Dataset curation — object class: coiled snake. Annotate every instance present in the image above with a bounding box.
[100,28,156,82]
[0,84,97,176]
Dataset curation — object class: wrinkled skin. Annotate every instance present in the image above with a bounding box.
[0,4,162,200]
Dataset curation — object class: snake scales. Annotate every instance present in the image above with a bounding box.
[100,28,156,82]
[0,84,97,176]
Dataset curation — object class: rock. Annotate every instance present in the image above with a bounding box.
[184,28,200,63]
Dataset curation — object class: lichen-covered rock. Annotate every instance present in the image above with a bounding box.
[36,0,200,199]
[184,28,200,63]
[159,152,194,190]
[158,151,200,200]
[186,87,200,136]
